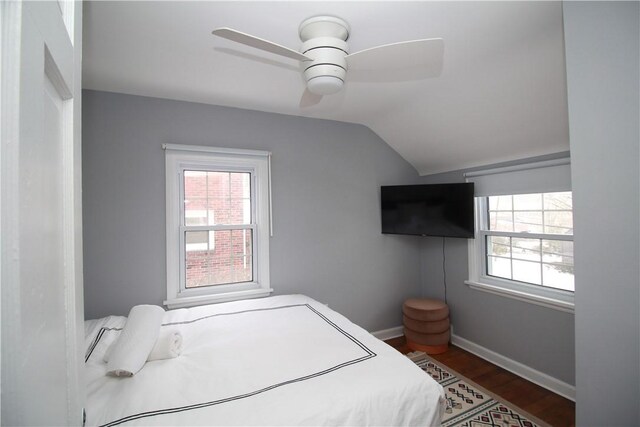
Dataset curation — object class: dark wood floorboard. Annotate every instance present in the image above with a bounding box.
[385,336,575,427]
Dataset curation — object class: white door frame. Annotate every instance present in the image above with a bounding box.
[1,1,84,424]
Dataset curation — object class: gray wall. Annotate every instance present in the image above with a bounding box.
[417,152,576,386]
[82,90,422,331]
[563,2,640,425]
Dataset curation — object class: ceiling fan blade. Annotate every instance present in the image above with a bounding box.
[346,38,444,74]
[212,27,311,62]
[299,88,323,108]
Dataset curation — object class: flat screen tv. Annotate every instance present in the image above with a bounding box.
[381,183,475,238]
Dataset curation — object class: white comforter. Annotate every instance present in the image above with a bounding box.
[84,295,445,426]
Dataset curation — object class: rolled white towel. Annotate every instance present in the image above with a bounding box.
[106,304,165,377]
[147,329,183,361]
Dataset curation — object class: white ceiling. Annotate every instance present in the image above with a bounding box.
[83,1,570,175]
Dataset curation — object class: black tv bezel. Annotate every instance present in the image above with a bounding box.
[381,183,475,239]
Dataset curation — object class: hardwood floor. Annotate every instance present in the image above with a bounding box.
[385,336,575,427]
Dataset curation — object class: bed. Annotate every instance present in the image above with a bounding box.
[84,294,445,426]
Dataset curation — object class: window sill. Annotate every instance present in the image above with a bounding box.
[164,288,274,310]
[465,280,574,314]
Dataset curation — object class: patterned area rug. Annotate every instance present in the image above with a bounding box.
[408,351,550,427]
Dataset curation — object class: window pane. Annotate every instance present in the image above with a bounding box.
[229,198,247,224]
[184,247,212,288]
[487,255,511,280]
[231,229,253,283]
[542,236,574,290]
[514,211,543,233]
[489,195,512,211]
[233,256,253,283]
[511,238,541,261]
[513,259,541,285]
[544,192,572,210]
[242,199,251,224]
[513,193,542,210]
[185,230,210,252]
[184,171,208,225]
[229,172,250,197]
[489,211,513,231]
[185,211,208,226]
[543,264,575,291]
[184,170,251,226]
[487,236,511,257]
[206,171,230,199]
[185,229,253,288]
[544,211,573,235]
[542,240,573,263]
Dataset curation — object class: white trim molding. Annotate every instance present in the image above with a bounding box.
[451,331,576,401]
[164,288,273,310]
[463,157,571,196]
[464,157,570,179]
[376,324,576,401]
[465,280,575,313]
[371,326,404,341]
[163,143,271,158]
[164,144,272,309]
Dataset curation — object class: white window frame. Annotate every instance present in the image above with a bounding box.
[465,159,575,313]
[164,144,272,309]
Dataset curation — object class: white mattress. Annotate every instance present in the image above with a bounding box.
[84,294,445,426]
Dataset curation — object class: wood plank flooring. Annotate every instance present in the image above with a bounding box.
[385,336,575,427]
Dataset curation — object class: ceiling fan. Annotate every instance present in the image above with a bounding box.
[212,15,444,103]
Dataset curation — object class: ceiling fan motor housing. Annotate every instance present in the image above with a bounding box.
[299,16,350,95]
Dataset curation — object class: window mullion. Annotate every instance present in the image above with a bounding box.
[510,195,515,233]
[542,194,546,233]
[509,236,513,280]
[483,230,573,241]
[181,224,255,232]
[540,238,545,287]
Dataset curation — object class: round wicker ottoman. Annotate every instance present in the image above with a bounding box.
[402,298,450,354]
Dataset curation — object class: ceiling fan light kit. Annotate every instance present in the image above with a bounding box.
[212,15,443,100]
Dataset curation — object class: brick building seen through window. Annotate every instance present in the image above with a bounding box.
[183,171,252,288]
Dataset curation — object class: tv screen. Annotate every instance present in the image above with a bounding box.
[381,183,475,238]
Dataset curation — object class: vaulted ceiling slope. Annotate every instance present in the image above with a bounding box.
[83,1,569,175]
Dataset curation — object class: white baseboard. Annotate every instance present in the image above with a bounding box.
[371,326,404,341]
[451,332,576,401]
[372,324,576,401]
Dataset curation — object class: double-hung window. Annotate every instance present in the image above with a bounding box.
[466,158,575,312]
[164,144,272,309]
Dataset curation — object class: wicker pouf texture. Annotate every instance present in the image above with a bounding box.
[403,298,450,354]
[402,315,450,334]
